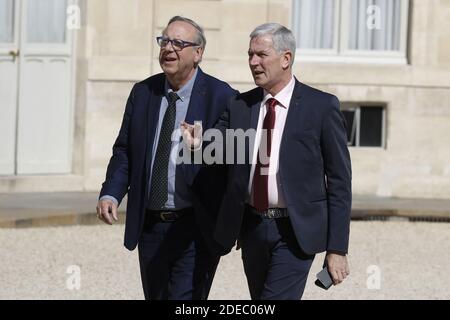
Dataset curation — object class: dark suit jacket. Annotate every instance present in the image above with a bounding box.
[213,79,352,255]
[100,67,237,254]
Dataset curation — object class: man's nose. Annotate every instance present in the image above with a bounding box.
[249,56,259,66]
[161,41,174,52]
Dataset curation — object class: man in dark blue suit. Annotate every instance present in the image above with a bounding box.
[185,22,352,300]
[96,16,236,300]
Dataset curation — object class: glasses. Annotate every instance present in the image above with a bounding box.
[156,36,200,51]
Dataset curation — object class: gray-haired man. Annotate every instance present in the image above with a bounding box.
[184,23,352,299]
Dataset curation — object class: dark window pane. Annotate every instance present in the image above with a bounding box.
[360,107,383,147]
[342,110,356,146]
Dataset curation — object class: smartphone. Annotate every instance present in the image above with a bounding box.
[315,266,333,290]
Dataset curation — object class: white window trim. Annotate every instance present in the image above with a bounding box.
[292,0,410,64]
[296,54,407,65]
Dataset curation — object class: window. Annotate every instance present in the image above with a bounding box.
[348,0,402,51]
[0,0,14,43]
[342,104,385,147]
[292,0,409,62]
[27,0,67,43]
[293,0,336,50]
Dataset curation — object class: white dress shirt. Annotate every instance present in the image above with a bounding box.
[247,75,295,209]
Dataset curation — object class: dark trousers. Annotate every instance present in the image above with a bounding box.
[137,212,220,300]
[240,209,315,300]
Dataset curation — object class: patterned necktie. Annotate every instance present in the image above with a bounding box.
[149,91,180,209]
[252,98,278,212]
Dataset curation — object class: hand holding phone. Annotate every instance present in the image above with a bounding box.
[315,266,333,290]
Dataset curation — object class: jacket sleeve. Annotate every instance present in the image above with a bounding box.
[99,85,136,206]
[214,98,231,134]
[321,95,352,254]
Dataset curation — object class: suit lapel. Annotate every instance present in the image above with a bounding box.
[247,87,263,171]
[283,78,304,129]
[248,87,263,130]
[145,77,165,181]
[249,100,260,130]
[280,79,304,161]
[278,80,305,205]
[181,68,207,186]
[184,68,207,126]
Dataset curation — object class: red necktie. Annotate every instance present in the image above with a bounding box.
[252,98,277,211]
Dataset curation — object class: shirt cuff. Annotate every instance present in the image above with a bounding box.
[99,195,119,206]
[326,249,347,256]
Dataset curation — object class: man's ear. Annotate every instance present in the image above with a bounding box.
[194,46,204,64]
[282,50,292,70]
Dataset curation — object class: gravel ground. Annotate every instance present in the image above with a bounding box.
[0,221,449,300]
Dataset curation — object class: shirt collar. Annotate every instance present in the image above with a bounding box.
[262,75,295,109]
[165,68,199,102]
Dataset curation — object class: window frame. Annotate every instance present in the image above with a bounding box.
[0,0,20,52]
[291,0,341,56]
[21,0,75,57]
[291,0,410,64]
[341,103,387,149]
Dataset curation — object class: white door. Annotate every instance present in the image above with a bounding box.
[0,0,19,175]
[0,0,74,175]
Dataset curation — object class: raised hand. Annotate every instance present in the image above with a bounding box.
[180,121,203,150]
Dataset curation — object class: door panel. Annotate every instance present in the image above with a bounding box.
[16,0,72,174]
[17,57,71,173]
[0,57,18,175]
[0,0,19,175]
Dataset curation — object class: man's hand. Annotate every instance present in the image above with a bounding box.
[96,199,118,225]
[180,121,202,150]
[326,251,350,285]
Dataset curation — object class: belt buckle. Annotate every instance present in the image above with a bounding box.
[262,208,287,218]
[266,208,276,218]
[160,211,174,222]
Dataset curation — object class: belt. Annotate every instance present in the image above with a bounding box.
[146,207,193,222]
[246,205,289,219]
